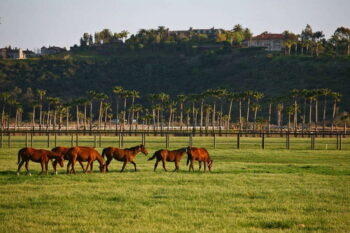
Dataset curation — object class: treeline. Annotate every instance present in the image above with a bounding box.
[75,24,350,56]
[1,86,348,133]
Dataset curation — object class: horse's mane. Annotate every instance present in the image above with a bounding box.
[125,145,142,150]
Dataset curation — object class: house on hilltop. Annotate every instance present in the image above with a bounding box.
[0,47,26,59]
[243,33,285,51]
[41,46,66,55]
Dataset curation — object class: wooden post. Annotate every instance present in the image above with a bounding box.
[237,133,240,149]
[213,133,216,149]
[262,133,265,149]
[71,134,74,147]
[30,133,33,147]
[54,133,57,147]
[47,133,50,148]
[286,133,290,149]
[76,133,79,146]
[25,132,28,147]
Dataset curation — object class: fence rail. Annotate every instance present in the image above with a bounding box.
[0,130,348,150]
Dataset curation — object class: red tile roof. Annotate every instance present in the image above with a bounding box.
[252,33,284,40]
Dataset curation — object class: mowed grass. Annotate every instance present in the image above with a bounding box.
[0,136,349,233]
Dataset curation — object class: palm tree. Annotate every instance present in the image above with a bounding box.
[289,89,300,132]
[251,103,261,131]
[226,91,236,131]
[36,89,46,131]
[313,89,322,131]
[113,86,124,130]
[87,90,97,131]
[237,92,245,130]
[96,92,108,130]
[340,112,349,134]
[121,90,131,130]
[0,92,11,130]
[102,102,111,130]
[244,90,254,128]
[165,100,176,131]
[130,90,140,131]
[177,94,187,132]
[286,105,294,131]
[331,92,341,132]
[63,102,71,130]
[198,92,207,133]
[188,94,198,131]
[148,94,158,132]
[312,31,324,57]
[266,98,273,133]
[133,104,143,131]
[204,105,212,134]
[334,27,350,56]
[319,88,332,131]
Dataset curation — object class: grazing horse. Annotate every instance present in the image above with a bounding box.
[102,145,148,172]
[66,147,106,174]
[52,146,85,174]
[148,148,186,172]
[17,147,64,175]
[186,146,213,172]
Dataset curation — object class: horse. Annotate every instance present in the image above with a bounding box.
[17,147,64,175]
[148,148,187,172]
[66,146,106,174]
[186,146,213,172]
[52,146,85,174]
[102,144,148,172]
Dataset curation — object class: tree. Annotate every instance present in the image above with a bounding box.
[87,90,97,130]
[96,93,108,130]
[319,88,332,131]
[36,89,46,131]
[0,92,11,130]
[330,92,341,132]
[301,24,313,54]
[177,94,187,132]
[334,27,350,56]
[113,86,124,129]
[283,31,298,55]
[130,90,140,131]
[289,89,300,131]
[312,31,325,56]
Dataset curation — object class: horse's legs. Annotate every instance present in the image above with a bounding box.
[162,159,167,172]
[17,159,25,175]
[25,161,31,176]
[71,160,77,174]
[131,161,137,172]
[189,160,194,172]
[90,162,94,173]
[45,161,49,175]
[204,161,207,172]
[84,160,92,173]
[154,160,159,171]
[120,161,127,172]
[105,158,113,172]
[174,161,179,172]
[198,161,202,171]
[52,160,58,175]
[79,161,84,171]
[67,161,71,174]
[39,161,45,175]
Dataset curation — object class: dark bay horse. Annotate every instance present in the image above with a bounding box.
[102,145,148,172]
[186,146,213,172]
[52,146,85,174]
[148,148,186,172]
[66,147,106,174]
[17,147,64,175]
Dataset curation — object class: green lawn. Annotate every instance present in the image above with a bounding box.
[0,137,349,233]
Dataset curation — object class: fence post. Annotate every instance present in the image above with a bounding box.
[47,133,50,148]
[30,133,33,147]
[286,133,290,149]
[262,133,265,149]
[213,133,216,149]
[237,133,240,149]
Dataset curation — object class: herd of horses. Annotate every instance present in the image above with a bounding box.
[16,145,213,175]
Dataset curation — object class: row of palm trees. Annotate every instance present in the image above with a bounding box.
[0,86,348,133]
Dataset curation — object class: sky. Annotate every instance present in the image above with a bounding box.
[0,0,349,51]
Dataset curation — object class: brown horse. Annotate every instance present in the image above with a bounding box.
[102,145,148,172]
[148,148,186,172]
[17,147,64,175]
[52,146,85,174]
[66,147,106,174]
[186,146,213,172]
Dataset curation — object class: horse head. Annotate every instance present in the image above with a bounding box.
[208,159,213,171]
[139,144,149,156]
[99,163,106,173]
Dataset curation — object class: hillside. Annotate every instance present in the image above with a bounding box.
[0,48,349,111]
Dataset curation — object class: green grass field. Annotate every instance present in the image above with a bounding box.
[0,136,349,233]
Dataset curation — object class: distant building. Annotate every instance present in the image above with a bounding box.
[0,48,8,59]
[41,46,66,55]
[243,33,285,51]
[23,49,38,58]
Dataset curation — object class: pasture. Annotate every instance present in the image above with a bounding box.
[0,136,349,233]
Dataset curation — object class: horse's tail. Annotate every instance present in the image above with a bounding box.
[17,148,23,164]
[148,151,158,161]
[101,148,107,159]
[186,152,191,166]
